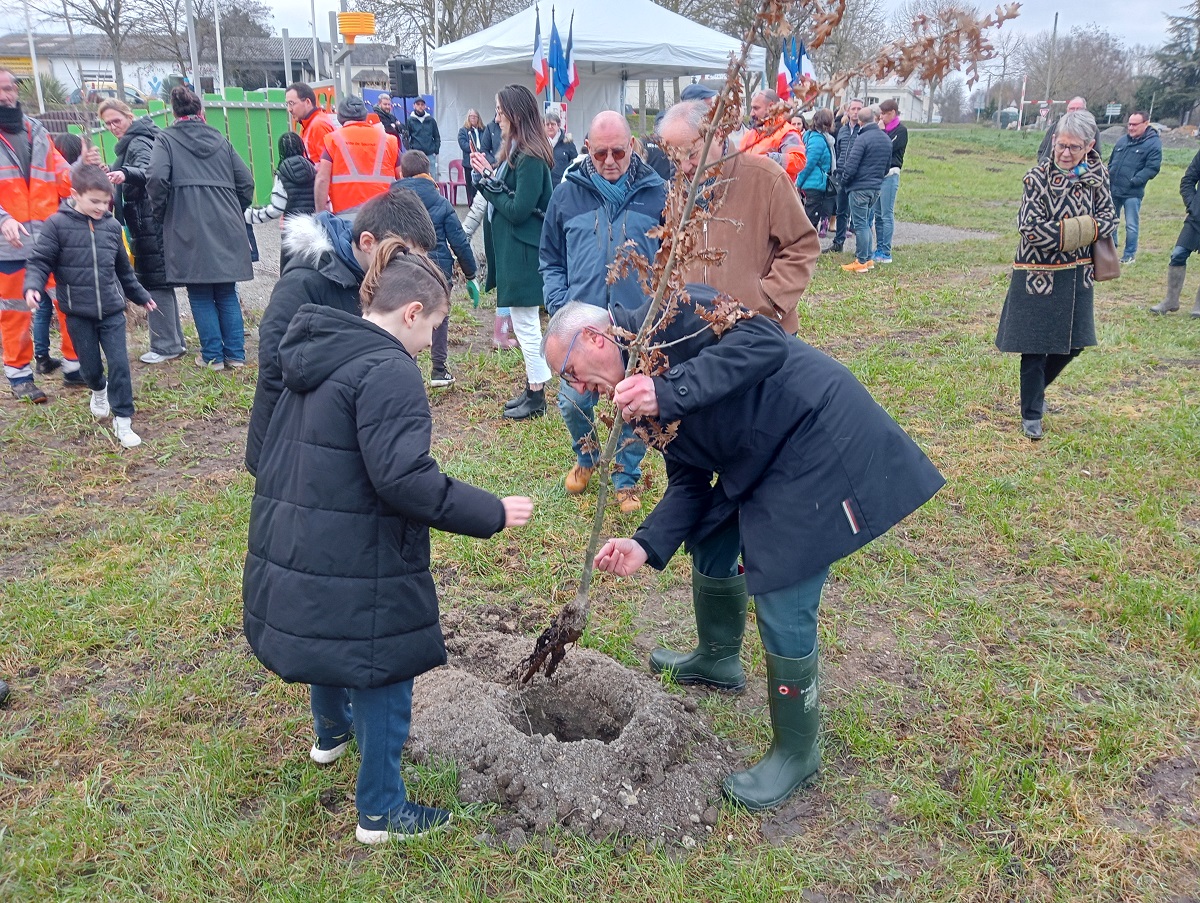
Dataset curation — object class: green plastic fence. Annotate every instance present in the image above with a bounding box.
[74,87,292,206]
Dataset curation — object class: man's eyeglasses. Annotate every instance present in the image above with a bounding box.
[558,328,588,382]
[590,147,627,163]
[1054,142,1086,154]
[1127,120,1146,129]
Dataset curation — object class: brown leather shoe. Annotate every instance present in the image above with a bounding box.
[616,487,641,514]
[564,464,594,494]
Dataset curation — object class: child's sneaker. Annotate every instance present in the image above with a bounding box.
[309,732,353,765]
[113,416,142,448]
[11,381,48,404]
[35,354,61,374]
[429,367,455,388]
[356,801,452,844]
[90,387,110,419]
[62,369,87,388]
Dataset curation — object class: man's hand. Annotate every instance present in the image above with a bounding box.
[24,289,41,310]
[2,219,28,249]
[594,538,648,576]
[501,496,534,527]
[107,170,126,185]
[612,374,658,421]
[144,299,158,312]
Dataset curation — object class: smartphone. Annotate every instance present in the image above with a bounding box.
[469,135,478,154]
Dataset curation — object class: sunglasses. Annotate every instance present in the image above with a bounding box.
[590,146,628,163]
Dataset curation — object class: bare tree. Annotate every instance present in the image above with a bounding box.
[892,0,981,122]
[131,0,273,82]
[933,73,966,121]
[809,0,887,98]
[1018,25,1135,114]
[36,0,139,92]
[354,0,526,57]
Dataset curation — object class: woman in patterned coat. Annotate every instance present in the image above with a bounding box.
[996,110,1116,441]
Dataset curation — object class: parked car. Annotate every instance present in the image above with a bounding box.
[68,83,148,106]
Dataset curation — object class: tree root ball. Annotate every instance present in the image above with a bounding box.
[408,632,732,844]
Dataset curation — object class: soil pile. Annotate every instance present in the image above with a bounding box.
[408,631,732,846]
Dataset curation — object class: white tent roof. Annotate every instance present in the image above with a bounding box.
[431,0,765,78]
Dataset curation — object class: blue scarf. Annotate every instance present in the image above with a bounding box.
[588,169,635,217]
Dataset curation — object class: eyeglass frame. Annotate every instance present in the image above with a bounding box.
[557,328,588,382]
[589,146,628,163]
[1053,141,1089,155]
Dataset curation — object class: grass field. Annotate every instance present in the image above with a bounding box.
[1,128,1198,902]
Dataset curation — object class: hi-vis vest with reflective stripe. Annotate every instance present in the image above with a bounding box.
[0,118,70,265]
[325,122,398,213]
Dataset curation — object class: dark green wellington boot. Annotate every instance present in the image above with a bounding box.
[722,648,820,810]
[649,567,748,692]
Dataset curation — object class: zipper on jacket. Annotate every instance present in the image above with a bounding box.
[90,221,102,318]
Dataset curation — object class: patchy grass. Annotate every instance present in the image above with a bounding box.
[1,128,1198,902]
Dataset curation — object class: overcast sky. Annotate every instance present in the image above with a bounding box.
[1,0,1188,57]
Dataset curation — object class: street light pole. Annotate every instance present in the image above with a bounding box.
[21,0,45,113]
[184,0,200,87]
[214,0,225,93]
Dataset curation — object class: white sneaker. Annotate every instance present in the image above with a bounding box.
[113,416,142,448]
[89,387,110,419]
[140,351,183,364]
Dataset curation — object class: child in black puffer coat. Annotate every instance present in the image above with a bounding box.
[24,163,156,448]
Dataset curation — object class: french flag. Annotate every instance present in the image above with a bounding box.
[776,49,791,100]
[532,7,550,96]
[564,15,579,101]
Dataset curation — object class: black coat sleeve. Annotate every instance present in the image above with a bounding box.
[232,144,255,209]
[652,313,791,422]
[114,232,153,305]
[357,358,507,537]
[122,133,153,188]
[633,458,719,570]
[147,137,171,224]
[22,217,59,296]
[1181,150,1200,211]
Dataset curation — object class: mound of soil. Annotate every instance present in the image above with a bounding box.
[408,632,732,846]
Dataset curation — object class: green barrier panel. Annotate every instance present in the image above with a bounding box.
[203,92,229,137]
[266,87,292,162]
[245,90,275,206]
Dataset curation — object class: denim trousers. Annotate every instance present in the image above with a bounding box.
[32,293,54,359]
[556,382,646,490]
[1169,245,1199,267]
[65,311,134,417]
[872,172,900,258]
[832,186,850,246]
[1113,197,1141,258]
[1019,349,1082,421]
[850,190,880,263]
[186,282,245,364]
[690,515,830,658]
[310,679,415,824]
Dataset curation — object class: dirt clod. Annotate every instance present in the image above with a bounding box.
[409,632,731,843]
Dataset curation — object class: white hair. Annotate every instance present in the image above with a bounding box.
[543,301,611,357]
[660,100,708,136]
[1056,109,1098,145]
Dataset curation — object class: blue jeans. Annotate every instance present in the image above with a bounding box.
[32,293,54,359]
[557,382,646,490]
[1169,245,1198,268]
[849,189,879,263]
[832,186,850,247]
[872,172,900,258]
[186,282,245,364]
[1113,197,1141,259]
[689,515,830,658]
[311,679,415,825]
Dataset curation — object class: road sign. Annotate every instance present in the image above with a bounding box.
[1106,103,1122,117]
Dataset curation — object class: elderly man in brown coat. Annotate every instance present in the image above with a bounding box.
[658,100,820,335]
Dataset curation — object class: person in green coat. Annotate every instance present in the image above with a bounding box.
[471,84,555,419]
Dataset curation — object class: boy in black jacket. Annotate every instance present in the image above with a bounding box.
[24,163,156,448]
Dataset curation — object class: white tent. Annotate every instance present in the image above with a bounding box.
[430,0,764,176]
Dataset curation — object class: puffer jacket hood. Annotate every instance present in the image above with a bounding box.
[281,212,365,285]
[114,115,158,157]
[159,117,228,157]
[279,303,402,394]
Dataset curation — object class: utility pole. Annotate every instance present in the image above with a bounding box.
[214,0,225,93]
[21,0,44,113]
[311,0,321,81]
[1044,11,1058,107]
[184,0,200,87]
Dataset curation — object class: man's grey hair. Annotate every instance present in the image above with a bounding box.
[660,100,708,136]
[857,105,878,125]
[377,92,390,100]
[543,301,612,357]
[544,111,561,125]
[1056,109,1098,145]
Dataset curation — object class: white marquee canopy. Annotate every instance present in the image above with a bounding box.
[430,0,765,173]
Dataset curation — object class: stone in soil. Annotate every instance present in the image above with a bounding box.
[408,631,731,844]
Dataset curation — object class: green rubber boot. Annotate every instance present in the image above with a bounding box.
[722,648,820,810]
[649,567,747,692]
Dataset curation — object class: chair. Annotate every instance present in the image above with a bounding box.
[446,159,468,206]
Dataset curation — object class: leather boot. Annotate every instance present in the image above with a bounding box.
[649,567,747,692]
[503,386,545,420]
[722,648,820,810]
[1192,284,1200,318]
[1151,266,1186,314]
[504,386,529,410]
